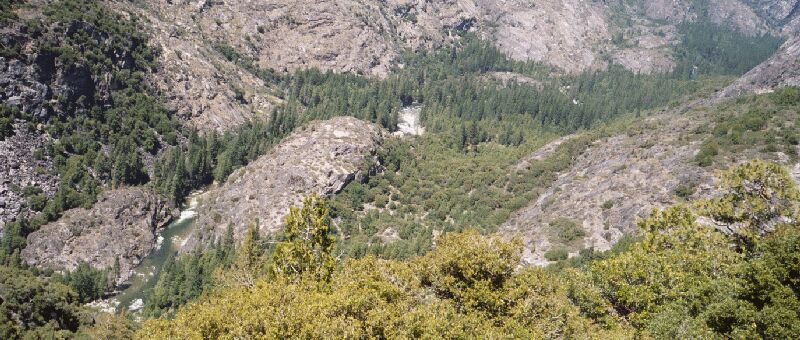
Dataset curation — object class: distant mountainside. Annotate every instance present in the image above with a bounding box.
[111,0,798,131]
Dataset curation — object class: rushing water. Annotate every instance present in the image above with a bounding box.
[108,196,199,313]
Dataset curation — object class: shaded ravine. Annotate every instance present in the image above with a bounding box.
[99,193,201,313]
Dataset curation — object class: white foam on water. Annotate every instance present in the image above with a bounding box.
[394,106,425,137]
[129,298,144,311]
[178,209,196,221]
[155,235,164,250]
[87,298,120,314]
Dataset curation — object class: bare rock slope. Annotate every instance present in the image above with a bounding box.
[500,101,800,265]
[111,2,281,133]
[501,111,713,265]
[184,117,384,250]
[22,188,174,284]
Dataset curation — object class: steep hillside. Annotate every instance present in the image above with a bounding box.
[2,0,800,337]
[0,119,59,226]
[502,88,800,264]
[1,0,182,229]
[109,0,282,132]
[184,117,384,251]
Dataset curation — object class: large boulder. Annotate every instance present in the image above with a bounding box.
[184,116,384,250]
[21,187,174,284]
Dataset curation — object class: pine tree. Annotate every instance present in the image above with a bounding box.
[222,223,235,263]
[234,220,263,284]
[271,194,336,282]
[112,257,121,284]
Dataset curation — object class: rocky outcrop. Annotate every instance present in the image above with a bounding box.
[184,117,384,250]
[0,57,53,121]
[21,188,174,284]
[501,108,715,265]
[501,86,800,265]
[479,0,611,73]
[743,0,800,26]
[111,0,477,131]
[149,0,475,77]
[108,1,281,133]
[642,0,783,36]
[0,121,58,228]
[708,0,772,35]
[719,35,800,98]
[644,0,699,23]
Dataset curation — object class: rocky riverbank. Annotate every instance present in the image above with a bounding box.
[21,187,175,284]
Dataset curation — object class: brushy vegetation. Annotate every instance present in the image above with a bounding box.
[330,133,595,259]
[694,87,800,167]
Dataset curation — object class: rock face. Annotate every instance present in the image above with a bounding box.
[135,0,475,78]
[0,57,53,121]
[501,89,800,265]
[501,108,716,265]
[743,0,800,26]
[642,0,790,35]
[108,1,281,133]
[184,117,384,250]
[0,121,58,228]
[479,0,611,73]
[21,188,174,284]
[113,0,474,131]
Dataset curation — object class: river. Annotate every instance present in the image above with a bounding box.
[103,194,200,313]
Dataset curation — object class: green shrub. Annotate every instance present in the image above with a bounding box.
[374,194,389,209]
[28,194,47,212]
[771,86,800,105]
[22,186,43,197]
[674,183,696,199]
[550,218,586,243]
[0,105,16,141]
[695,140,719,167]
[55,263,109,303]
[545,247,569,261]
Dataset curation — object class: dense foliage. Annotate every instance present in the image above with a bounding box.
[0,266,89,338]
[139,210,632,339]
[39,0,178,214]
[142,236,237,318]
[330,133,595,259]
[0,0,178,228]
[151,110,297,206]
[53,262,112,304]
